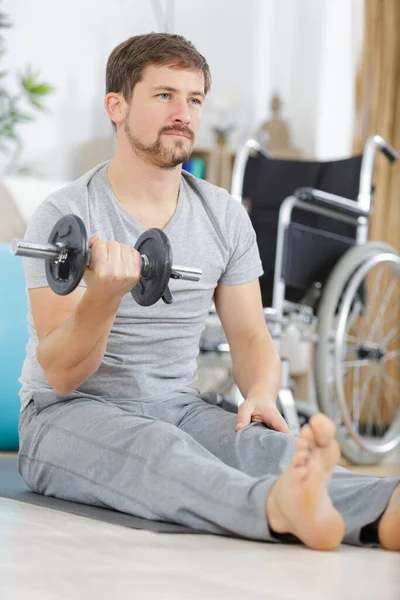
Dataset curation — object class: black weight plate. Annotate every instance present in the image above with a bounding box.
[46,215,89,295]
[132,228,172,306]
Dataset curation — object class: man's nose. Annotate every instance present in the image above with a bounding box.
[171,99,191,124]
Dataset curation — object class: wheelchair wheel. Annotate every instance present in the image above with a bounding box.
[293,400,319,427]
[315,242,400,465]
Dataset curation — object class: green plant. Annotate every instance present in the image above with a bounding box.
[0,4,54,170]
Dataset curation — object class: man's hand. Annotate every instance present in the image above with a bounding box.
[234,397,292,434]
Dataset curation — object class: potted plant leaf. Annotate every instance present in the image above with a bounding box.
[0,3,54,173]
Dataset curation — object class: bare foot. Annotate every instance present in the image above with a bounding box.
[378,483,400,551]
[266,414,345,551]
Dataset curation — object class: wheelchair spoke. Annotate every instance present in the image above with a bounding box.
[363,365,398,437]
[360,360,378,389]
[382,349,400,363]
[359,366,378,416]
[345,334,360,344]
[358,365,379,430]
[381,325,398,348]
[352,365,360,431]
[365,277,397,344]
[366,370,383,436]
[344,359,371,368]
[381,369,400,389]
[373,371,386,434]
[379,302,400,338]
[359,265,385,340]
[346,300,363,336]
[382,380,398,423]
[380,372,399,419]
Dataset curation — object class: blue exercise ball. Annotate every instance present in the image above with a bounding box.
[0,243,28,450]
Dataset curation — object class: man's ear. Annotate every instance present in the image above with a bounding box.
[104,93,126,128]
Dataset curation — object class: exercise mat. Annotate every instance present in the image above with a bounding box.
[0,457,201,534]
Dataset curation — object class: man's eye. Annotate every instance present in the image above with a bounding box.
[190,98,202,105]
[158,93,170,100]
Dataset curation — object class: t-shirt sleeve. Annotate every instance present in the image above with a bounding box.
[21,197,86,290]
[218,199,264,285]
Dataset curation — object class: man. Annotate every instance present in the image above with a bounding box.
[18,32,399,551]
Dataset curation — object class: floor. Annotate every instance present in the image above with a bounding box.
[1,443,399,600]
[1,356,399,598]
[1,494,400,600]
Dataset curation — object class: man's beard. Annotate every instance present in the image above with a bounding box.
[124,119,194,169]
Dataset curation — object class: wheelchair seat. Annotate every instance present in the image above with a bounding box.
[242,152,363,306]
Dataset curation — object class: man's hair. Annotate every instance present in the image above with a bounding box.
[106,32,211,103]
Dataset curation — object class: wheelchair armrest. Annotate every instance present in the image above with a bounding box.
[295,187,369,217]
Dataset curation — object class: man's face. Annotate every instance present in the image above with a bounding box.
[122,64,205,169]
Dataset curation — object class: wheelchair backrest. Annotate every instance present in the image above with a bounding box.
[242,152,363,305]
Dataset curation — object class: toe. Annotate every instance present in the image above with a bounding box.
[296,436,310,451]
[309,414,336,447]
[293,449,309,467]
[300,424,314,443]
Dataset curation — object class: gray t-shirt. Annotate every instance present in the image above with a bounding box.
[19,163,263,411]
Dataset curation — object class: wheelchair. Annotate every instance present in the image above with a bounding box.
[199,134,400,465]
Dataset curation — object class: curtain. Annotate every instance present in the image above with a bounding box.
[352,0,399,428]
[354,0,400,249]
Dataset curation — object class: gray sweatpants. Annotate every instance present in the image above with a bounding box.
[18,390,399,547]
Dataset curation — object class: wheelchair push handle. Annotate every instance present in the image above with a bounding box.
[373,135,398,163]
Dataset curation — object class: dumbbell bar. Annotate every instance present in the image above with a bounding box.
[11,240,201,281]
[11,214,202,307]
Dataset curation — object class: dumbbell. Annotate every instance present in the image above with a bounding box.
[11,214,202,307]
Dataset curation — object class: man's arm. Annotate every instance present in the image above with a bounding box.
[32,286,121,396]
[213,279,290,433]
[214,279,280,400]
[30,234,141,396]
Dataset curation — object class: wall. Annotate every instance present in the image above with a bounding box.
[2,0,157,178]
[314,0,365,159]
[1,0,364,180]
[258,0,364,160]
